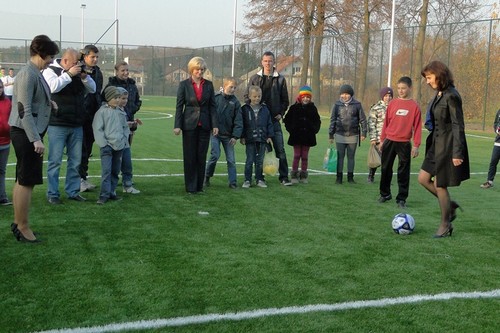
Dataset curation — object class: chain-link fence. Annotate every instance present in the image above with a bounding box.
[1,18,498,129]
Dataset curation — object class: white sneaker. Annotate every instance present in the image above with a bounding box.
[123,186,141,194]
[80,179,96,192]
[257,180,268,188]
[242,180,251,188]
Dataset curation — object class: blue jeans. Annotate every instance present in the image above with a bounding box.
[47,125,83,198]
[206,135,237,185]
[271,122,289,181]
[99,145,123,200]
[244,142,266,182]
[0,145,9,201]
[121,146,133,187]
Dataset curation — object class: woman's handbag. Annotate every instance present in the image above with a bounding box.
[323,145,337,172]
[367,144,381,168]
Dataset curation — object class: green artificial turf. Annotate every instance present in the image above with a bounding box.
[0,96,499,333]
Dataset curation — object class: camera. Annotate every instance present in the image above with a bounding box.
[79,46,96,75]
[78,55,94,75]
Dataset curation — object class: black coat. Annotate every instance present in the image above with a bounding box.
[284,102,321,147]
[175,78,217,131]
[427,86,470,187]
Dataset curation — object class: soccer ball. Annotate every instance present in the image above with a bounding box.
[392,213,415,235]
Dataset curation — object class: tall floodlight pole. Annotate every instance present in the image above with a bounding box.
[231,0,237,76]
[387,0,396,87]
[115,0,119,64]
[81,4,86,48]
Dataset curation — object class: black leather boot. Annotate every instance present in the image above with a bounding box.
[336,172,343,184]
[347,172,355,183]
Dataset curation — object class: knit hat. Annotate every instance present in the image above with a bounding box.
[104,86,121,102]
[379,86,394,100]
[339,84,354,96]
[116,87,128,95]
[298,85,312,97]
[297,85,312,103]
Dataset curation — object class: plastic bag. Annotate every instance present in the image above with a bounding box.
[367,144,381,168]
[263,149,279,176]
[323,145,337,172]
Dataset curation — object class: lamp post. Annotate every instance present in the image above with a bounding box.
[231,0,237,76]
[81,4,86,48]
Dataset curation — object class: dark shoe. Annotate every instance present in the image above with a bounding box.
[69,194,86,202]
[96,198,107,205]
[433,224,454,238]
[347,172,355,183]
[336,172,343,184]
[10,223,18,232]
[378,195,392,203]
[48,197,62,205]
[13,228,41,243]
[281,178,293,186]
[187,191,197,195]
[204,176,211,187]
[450,201,462,222]
[0,198,12,206]
[109,195,123,201]
[397,200,407,209]
[229,183,237,189]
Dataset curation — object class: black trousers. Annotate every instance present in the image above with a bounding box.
[379,140,411,202]
[79,119,95,179]
[182,127,211,193]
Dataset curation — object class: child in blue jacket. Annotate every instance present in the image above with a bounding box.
[240,86,274,188]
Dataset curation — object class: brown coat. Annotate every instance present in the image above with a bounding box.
[428,86,470,187]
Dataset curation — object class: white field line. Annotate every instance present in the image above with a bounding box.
[3,157,488,182]
[33,289,500,333]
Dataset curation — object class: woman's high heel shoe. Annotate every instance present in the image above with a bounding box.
[433,224,454,238]
[12,227,41,243]
[450,201,463,222]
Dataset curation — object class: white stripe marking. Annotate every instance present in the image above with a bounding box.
[33,289,500,333]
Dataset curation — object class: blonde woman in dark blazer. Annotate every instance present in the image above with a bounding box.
[9,35,59,243]
[174,57,218,194]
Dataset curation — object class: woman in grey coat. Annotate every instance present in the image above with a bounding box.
[9,35,59,243]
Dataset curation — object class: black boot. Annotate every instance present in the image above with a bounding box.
[347,172,355,183]
[299,170,309,184]
[367,168,376,183]
[336,172,343,184]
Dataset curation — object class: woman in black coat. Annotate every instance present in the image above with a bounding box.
[283,86,321,183]
[418,61,470,238]
[174,57,218,194]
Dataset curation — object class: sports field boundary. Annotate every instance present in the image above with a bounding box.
[33,289,500,333]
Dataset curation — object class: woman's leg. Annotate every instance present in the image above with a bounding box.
[418,169,451,235]
[13,182,37,240]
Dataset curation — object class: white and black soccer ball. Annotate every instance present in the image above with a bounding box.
[392,213,415,235]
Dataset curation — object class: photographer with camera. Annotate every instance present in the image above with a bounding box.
[43,48,96,204]
[78,45,103,192]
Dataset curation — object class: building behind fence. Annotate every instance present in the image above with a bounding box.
[1,18,498,129]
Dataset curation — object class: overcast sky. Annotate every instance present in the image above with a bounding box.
[1,0,497,49]
[0,0,248,48]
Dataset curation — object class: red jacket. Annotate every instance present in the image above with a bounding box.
[380,98,422,147]
[0,98,12,145]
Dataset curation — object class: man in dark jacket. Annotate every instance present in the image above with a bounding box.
[79,45,103,192]
[43,48,96,204]
[245,51,292,186]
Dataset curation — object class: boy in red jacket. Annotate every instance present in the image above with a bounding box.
[378,76,422,209]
